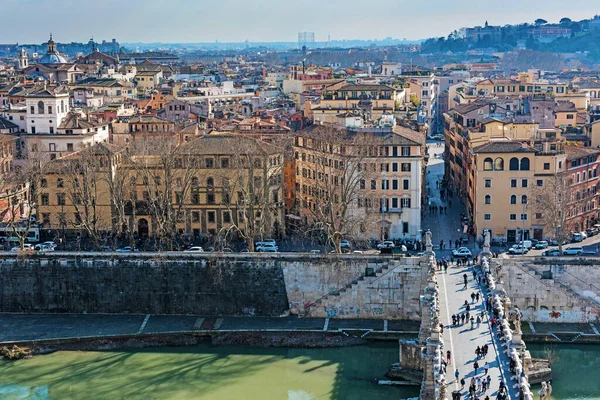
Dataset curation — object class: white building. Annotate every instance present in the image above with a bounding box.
[25,89,70,134]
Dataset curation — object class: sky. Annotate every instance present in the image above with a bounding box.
[2,0,600,44]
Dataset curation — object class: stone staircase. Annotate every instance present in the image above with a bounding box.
[302,261,395,317]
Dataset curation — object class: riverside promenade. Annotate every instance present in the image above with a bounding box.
[438,262,520,399]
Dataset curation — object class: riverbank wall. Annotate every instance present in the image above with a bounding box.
[0,252,428,319]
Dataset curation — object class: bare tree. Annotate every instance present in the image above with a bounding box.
[531,173,571,253]
[133,137,199,251]
[215,135,285,252]
[297,128,381,253]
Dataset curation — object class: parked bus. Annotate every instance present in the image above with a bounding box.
[0,223,40,244]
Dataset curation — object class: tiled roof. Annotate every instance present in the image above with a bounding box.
[181,133,281,155]
[453,100,489,115]
[554,101,576,113]
[564,145,600,160]
[0,117,18,130]
[58,112,106,130]
[473,141,536,154]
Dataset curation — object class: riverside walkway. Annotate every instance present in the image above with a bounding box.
[438,262,520,399]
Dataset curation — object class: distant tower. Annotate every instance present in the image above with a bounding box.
[18,48,28,69]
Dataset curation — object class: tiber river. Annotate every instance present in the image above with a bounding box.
[0,342,419,400]
[0,342,598,399]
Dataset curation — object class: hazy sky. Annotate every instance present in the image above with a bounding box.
[3,0,599,44]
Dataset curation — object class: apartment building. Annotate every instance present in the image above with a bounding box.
[37,135,285,241]
[564,146,600,232]
[293,124,424,241]
[404,71,437,135]
[310,83,397,124]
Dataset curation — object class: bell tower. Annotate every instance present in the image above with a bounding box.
[18,48,28,69]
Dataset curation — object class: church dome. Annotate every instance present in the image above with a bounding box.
[40,52,67,64]
[39,34,67,64]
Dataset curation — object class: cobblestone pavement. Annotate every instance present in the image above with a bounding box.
[438,264,519,399]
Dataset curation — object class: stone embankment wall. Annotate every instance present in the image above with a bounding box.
[0,253,427,319]
[500,257,600,323]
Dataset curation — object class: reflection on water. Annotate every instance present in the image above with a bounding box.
[528,344,600,400]
[0,342,419,400]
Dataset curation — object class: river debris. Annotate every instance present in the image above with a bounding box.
[1,345,33,360]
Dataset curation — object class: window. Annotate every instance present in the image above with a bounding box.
[509,157,519,171]
[370,180,376,190]
[42,213,50,225]
[484,179,492,188]
[74,213,82,224]
[483,158,493,171]
[48,106,52,114]
[510,214,517,221]
[536,179,544,187]
[484,214,491,220]
[360,179,366,190]
[220,158,229,168]
[401,146,410,156]
[49,127,54,134]
[392,198,398,208]
[207,211,215,223]
[494,158,504,171]
[521,179,528,188]
[154,176,161,185]
[57,178,64,188]
[37,101,44,114]
[41,193,49,206]
[223,211,231,223]
[401,198,411,208]
[392,179,398,190]
[510,195,517,204]
[543,163,550,170]
[192,211,200,223]
[176,192,183,204]
[510,179,517,188]
[205,158,214,168]
[403,222,409,234]
[40,178,47,188]
[392,162,398,172]
[484,195,491,204]
[401,163,411,172]
[520,157,530,171]
[67,143,74,152]
[520,214,528,220]
[521,195,528,204]
[567,114,574,120]
[30,106,35,114]
[207,177,214,189]
[535,213,542,220]
[403,179,409,190]
[49,143,56,152]
[207,193,215,204]
[381,180,389,190]
[57,193,65,206]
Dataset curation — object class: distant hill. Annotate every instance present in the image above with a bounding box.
[421,16,600,62]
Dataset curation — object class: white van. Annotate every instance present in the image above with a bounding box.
[518,240,533,249]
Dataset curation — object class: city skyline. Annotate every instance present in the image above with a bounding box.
[2,0,599,44]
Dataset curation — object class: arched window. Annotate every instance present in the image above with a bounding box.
[484,195,491,205]
[61,100,65,113]
[520,157,530,171]
[509,157,519,171]
[494,158,504,171]
[483,158,493,171]
[191,177,199,187]
[154,176,161,185]
[510,195,517,204]
[37,101,44,114]
[207,177,214,189]
[521,195,528,204]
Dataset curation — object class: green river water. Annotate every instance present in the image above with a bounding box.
[528,343,600,400]
[0,342,419,400]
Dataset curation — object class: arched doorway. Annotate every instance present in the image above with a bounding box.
[138,218,149,238]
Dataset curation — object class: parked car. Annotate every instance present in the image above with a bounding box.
[517,240,533,249]
[183,246,204,252]
[310,249,321,254]
[34,244,53,252]
[41,241,58,250]
[452,247,472,258]
[586,227,598,237]
[563,246,584,256]
[535,241,549,250]
[116,246,136,253]
[11,243,34,252]
[340,240,351,248]
[508,245,528,255]
[572,232,585,242]
[542,248,561,256]
[259,245,278,253]
[263,239,277,245]
[377,241,395,249]
[546,238,559,246]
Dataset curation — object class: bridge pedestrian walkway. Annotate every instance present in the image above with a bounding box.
[438,262,520,399]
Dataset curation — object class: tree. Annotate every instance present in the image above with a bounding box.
[531,173,571,253]
[560,17,572,24]
[535,18,548,25]
[211,135,285,252]
[296,127,381,253]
